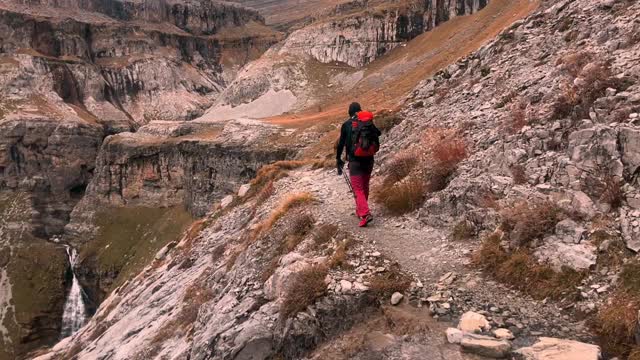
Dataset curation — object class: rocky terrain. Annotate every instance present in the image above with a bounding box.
[0,0,282,357]
[4,0,640,359]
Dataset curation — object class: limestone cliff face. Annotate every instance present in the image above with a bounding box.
[65,120,292,243]
[0,118,104,237]
[280,0,488,68]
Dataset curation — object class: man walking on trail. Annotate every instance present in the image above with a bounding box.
[336,102,381,227]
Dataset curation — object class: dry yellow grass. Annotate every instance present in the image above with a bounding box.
[280,265,329,319]
[252,192,316,240]
[473,233,584,300]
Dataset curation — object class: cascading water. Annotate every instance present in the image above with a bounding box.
[60,245,87,338]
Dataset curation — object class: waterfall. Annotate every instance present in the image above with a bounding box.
[60,245,87,338]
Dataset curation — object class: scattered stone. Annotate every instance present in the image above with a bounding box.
[493,328,515,340]
[391,292,404,305]
[439,272,457,285]
[339,280,353,293]
[460,333,511,358]
[446,327,464,344]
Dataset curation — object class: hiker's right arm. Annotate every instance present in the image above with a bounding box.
[336,122,347,162]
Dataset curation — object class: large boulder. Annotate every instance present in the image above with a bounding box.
[535,240,597,271]
[513,337,601,360]
[620,207,640,252]
[554,219,585,244]
[458,311,491,333]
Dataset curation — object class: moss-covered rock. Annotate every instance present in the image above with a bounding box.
[0,191,67,360]
[77,206,193,308]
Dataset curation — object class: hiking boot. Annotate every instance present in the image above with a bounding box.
[359,214,373,227]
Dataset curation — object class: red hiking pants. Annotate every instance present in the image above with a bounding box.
[350,173,371,218]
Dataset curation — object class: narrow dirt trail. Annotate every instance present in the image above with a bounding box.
[293,167,473,283]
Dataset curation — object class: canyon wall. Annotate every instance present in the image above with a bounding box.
[280,0,489,68]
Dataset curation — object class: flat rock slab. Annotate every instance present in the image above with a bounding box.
[460,333,511,358]
[513,337,601,360]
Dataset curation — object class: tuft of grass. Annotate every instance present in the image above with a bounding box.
[424,136,467,192]
[557,51,594,78]
[328,237,353,269]
[551,83,578,120]
[248,159,328,201]
[499,199,564,246]
[252,192,316,240]
[284,213,315,252]
[382,152,418,187]
[313,224,339,246]
[594,292,640,357]
[474,234,584,300]
[255,180,275,206]
[375,110,403,132]
[368,266,412,297]
[510,165,528,185]
[280,265,328,319]
[599,175,624,210]
[451,220,475,241]
[373,179,425,215]
[507,101,527,134]
[593,261,640,357]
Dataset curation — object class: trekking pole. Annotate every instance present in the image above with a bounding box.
[342,165,356,199]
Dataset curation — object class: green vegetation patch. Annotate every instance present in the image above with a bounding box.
[80,206,193,291]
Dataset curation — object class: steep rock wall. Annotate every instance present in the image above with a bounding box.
[0,118,105,237]
[9,0,264,35]
[280,0,488,68]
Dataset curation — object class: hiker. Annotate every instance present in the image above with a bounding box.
[336,102,381,227]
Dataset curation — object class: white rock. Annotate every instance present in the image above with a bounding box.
[446,327,464,344]
[513,337,601,360]
[493,328,515,340]
[339,280,353,293]
[220,195,234,209]
[390,292,404,305]
[534,241,597,271]
[353,282,369,292]
[458,311,491,333]
[238,184,251,197]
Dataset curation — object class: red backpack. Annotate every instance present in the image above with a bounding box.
[351,111,380,157]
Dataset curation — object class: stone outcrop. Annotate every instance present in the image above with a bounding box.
[65,119,292,245]
[33,167,383,360]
